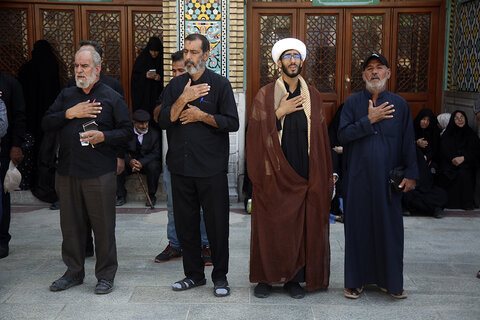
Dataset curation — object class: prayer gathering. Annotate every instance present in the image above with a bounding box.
[0,0,479,319]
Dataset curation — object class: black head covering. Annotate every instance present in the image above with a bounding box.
[17,39,60,146]
[147,37,162,52]
[413,108,439,140]
[131,37,164,113]
[363,53,389,69]
[444,110,475,138]
[30,40,58,68]
[132,109,150,122]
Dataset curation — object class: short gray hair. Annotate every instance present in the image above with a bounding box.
[75,47,101,67]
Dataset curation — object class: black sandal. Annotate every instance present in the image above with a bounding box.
[344,287,364,299]
[172,278,206,291]
[213,280,230,297]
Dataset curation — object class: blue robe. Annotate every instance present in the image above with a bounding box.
[338,89,418,294]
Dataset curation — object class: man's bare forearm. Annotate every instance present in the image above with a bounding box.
[170,95,187,122]
[200,112,218,128]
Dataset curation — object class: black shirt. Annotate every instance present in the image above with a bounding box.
[0,73,26,155]
[42,82,133,178]
[159,69,239,177]
[277,81,309,179]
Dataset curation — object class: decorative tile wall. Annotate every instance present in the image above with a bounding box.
[450,0,480,92]
[179,0,228,77]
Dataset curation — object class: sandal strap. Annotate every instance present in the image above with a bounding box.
[214,280,230,296]
[175,278,195,289]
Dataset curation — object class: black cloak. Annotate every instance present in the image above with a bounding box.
[131,37,163,114]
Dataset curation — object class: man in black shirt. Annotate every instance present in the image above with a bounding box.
[159,34,239,297]
[0,73,26,259]
[65,40,126,257]
[42,48,132,294]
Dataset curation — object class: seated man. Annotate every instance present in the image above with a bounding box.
[116,109,161,206]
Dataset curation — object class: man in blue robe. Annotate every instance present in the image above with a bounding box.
[338,53,418,299]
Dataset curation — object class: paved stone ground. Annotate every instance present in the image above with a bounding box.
[0,201,479,320]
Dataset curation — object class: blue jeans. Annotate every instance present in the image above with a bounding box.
[164,165,208,250]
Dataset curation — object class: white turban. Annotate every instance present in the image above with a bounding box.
[272,38,307,63]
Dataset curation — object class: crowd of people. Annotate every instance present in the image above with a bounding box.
[0,34,478,299]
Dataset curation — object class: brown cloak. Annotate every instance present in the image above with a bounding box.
[247,82,332,292]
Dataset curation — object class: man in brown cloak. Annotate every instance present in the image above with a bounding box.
[246,38,332,299]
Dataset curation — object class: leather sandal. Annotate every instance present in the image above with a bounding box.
[380,287,408,299]
[213,280,230,297]
[172,278,206,291]
[344,287,364,299]
[391,290,408,299]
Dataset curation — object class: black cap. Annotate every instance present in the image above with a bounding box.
[363,53,389,70]
[132,109,150,122]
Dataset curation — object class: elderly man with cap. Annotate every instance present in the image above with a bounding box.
[116,109,161,207]
[247,38,333,299]
[338,53,417,299]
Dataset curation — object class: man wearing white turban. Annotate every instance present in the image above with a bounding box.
[247,38,333,299]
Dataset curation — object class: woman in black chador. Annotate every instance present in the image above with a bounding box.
[18,40,61,189]
[131,37,163,114]
[413,108,441,168]
[438,110,480,210]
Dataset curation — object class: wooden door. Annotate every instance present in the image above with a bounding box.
[391,7,439,118]
[249,5,443,123]
[248,8,296,117]
[343,9,391,99]
[34,4,81,86]
[299,9,343,122]
[81,6,128,98]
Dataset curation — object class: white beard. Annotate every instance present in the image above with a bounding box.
[76,69,97,89]
[135,127,148,135]
[186,58,205,75]
[365,77,387,94]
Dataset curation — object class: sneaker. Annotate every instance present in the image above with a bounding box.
[116,196,126,206]
[94,279,114,294]
[0,244,9,259]
[49,201,60,210]
[154,243,182,263]
[145,196,156,207]
[283,281,305,299]
[254,282,272,298]
[433,207,444,219]
[201,245,213,266]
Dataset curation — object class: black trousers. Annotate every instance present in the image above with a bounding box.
[0,156,10,247]
[116,161,161,198]
[171,172,229,283]
[56,172,118,281]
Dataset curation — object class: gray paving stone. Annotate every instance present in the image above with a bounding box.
[130,285,249,304]
[5,285,133,304]
[188,304,315,320]
[0,303,64,320]
[1,203,479,319]
[0,286,13,304]
[312,304,443,320]
[56,303,188,320]
[437,309,480,320]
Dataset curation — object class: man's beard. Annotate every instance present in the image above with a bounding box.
[365,76,387,93]
[282,63,302,78]
[135,126,148,135]
[186,58,205,75]
[75,69,97,89]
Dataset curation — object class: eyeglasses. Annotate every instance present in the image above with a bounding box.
[282,54,301,61]
[454,116,465,121]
